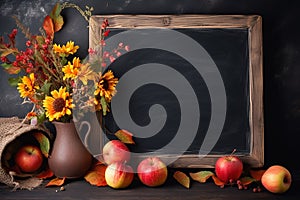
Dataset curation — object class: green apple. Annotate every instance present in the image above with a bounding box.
[261,165,292,193]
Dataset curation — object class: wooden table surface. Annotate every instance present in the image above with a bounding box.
[1,172,299,200]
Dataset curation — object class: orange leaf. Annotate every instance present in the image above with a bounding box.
[173,171,190,189]
[36,168,54,179]
[212,175,226,187]
[4,64,21,74]
[240,176,257,186]
[43,15,54,38]
[84,164,107,186]
[46,177,66,187]
[115,129,135,144]
[189,171,214,183]
[249,169,266,181]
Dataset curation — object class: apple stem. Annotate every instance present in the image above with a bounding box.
[230,149,237,156]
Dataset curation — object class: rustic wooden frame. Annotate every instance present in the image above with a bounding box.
[89,15,263,168]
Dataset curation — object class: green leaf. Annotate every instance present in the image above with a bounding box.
[189,171,214,183]
[8,77,21,87]
[100,96,107,116]
[33,132,50,158]
[39,82,52,95]
[1,62,12,69]
[37,112,46,124]
[35,35,45,45]
[49,3,62,19]
[49,3,64,33]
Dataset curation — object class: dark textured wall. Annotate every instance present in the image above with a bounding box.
[1,0,300,170]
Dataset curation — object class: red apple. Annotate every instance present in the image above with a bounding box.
[137,157,168,187]
[215,155,243,183]
[261,165,292,194]
[102,140,130,165]
[14,145,43,173]
[105,162,134,189]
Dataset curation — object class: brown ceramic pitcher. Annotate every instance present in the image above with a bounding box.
[48,121,92,178]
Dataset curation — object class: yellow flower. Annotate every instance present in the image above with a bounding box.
[17,73,39,98]
[53,41,79,57]
[52,44,64,54]
[94,70,118,102]
[43,87,74,121]
[62,57,81,80]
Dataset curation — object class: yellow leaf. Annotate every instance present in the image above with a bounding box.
[46,177,66,187]
[115,129,135,144]
[189,171,214,183]
[173,171,190,189]
[53,15,64,32]
[1,49,16,57]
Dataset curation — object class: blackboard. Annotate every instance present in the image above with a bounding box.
[86,15,263,168]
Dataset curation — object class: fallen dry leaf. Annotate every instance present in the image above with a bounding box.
[173,171,190,189]
[46,177,66,187]
[189,171,214,183]
[84,163,107,186]
[212,175,226,187]
[249,169,266,181]
[240,176,257,186]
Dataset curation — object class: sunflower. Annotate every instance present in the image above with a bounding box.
[17,73,39,98]
[94,70,118,102]
[62,57,81,80]
[43,87,74,121]
[53,41,79,57]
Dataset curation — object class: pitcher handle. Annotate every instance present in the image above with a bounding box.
[79,121,91,148]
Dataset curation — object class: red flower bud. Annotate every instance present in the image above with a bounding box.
[0,56,9,63]
[103,30,110,37]
[26,40,31,47]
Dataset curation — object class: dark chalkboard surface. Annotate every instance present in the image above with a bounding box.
[87,15,263,168]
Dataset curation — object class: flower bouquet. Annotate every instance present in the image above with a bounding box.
[0,2,122,125]
[0,2,130,179]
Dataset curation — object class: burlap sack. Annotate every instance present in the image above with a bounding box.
[0,117,51,190]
